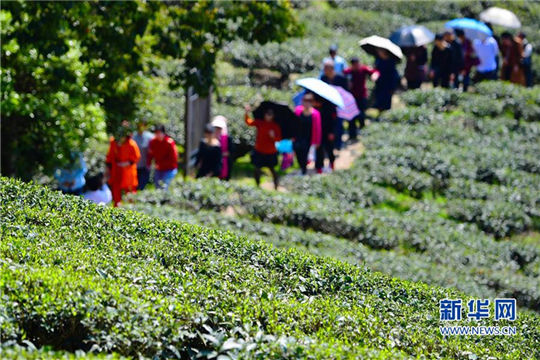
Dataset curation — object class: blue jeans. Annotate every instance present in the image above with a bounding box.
[155,168,177,191]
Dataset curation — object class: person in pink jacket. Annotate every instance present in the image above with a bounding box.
[294,92,322,175]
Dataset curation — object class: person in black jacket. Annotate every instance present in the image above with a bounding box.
[321,59,348,150]
[444,30,464,88]
[313,95,337,174]
[430,34,453,88]
[195,124,222,178]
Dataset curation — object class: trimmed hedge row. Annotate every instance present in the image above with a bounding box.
[130,178,540,311]
[4,178,539,358]
[128,202,540,314]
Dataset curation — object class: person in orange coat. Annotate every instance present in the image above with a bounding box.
[106,122,141,207]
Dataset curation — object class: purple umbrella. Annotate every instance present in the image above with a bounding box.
[331,86,360,121]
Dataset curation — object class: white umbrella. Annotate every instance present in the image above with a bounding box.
[479,7,521,28]
[359,35,404,62]
[295,78,345,108]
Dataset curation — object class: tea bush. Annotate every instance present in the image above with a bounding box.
[4,178,539,358]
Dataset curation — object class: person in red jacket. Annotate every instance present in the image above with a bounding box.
[344,57,379,140]
[147,125,178,191]
[244,104,282,189]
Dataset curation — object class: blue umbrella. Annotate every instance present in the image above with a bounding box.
[390,25,435,47]
[445,18,492,40]
[292,90,305,107]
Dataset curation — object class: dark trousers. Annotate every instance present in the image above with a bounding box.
[293,139,311,175]
[315,137,335,170]
[334,118,344,150]
[452,72,471,91]
[59,187,83,196]
[407,79,422,89]
[475,70,497,83]
[433,72,450,88]
[349,97,367,140]
[523,62,533,87]
[137,167,150,190]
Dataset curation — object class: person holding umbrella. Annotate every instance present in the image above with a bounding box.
[404,45,428,89]
[321,59,348,150]
[373,48,400,111]
[244,104,282,189]
[455,28,478,91]
[390,25,434,90]
[293,92,322,175]
[312,95,337,173]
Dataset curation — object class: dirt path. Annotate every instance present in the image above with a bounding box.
[260,139,365,191]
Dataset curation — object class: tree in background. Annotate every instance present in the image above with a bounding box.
[1,0,301,180]
[1,2,107,180]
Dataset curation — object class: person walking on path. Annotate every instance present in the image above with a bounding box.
[455,29,478,91]
[147,125,178,191]
[321,59,348,150]
[404,46,427,90]
[211,115,233,180]
[195,124,222,179]
[518,32,533,87]
[54,152,87,195]
[473,35,499,82]
[322,44,347,75]
[313,96,337,174]
[374,49,400,111]
[444,30,464,89]
[106,122,141,207]
[344,57,379,140]
[430,34,453,88]
[293,92,322,175]
[500,32,526,86]
[244,105,282,189]
[133,121,153,190]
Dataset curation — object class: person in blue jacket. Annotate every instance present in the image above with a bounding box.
[54,152,87,195]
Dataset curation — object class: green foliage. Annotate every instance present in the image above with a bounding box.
[1,1,301,180]
[151,0,303,95]
[4,178,539,358]
[1,4,106,180]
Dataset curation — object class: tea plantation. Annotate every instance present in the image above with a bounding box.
[1,177,540,359]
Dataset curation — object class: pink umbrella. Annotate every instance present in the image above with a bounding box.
[332,86,360,121]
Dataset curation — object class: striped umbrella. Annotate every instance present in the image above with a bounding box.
[332,86,360,121]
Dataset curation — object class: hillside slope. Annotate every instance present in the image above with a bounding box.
[1,178,539,359]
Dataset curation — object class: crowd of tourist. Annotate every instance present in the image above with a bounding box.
[55,25,534,203]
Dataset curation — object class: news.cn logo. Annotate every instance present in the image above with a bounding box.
[439,298,517,336]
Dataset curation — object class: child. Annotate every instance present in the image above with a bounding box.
[244,105,282,189]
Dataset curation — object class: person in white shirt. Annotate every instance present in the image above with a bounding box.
[518,32,533,87]
[473,36,499,82]
[83,172,112,205]
[321,44,347,76]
